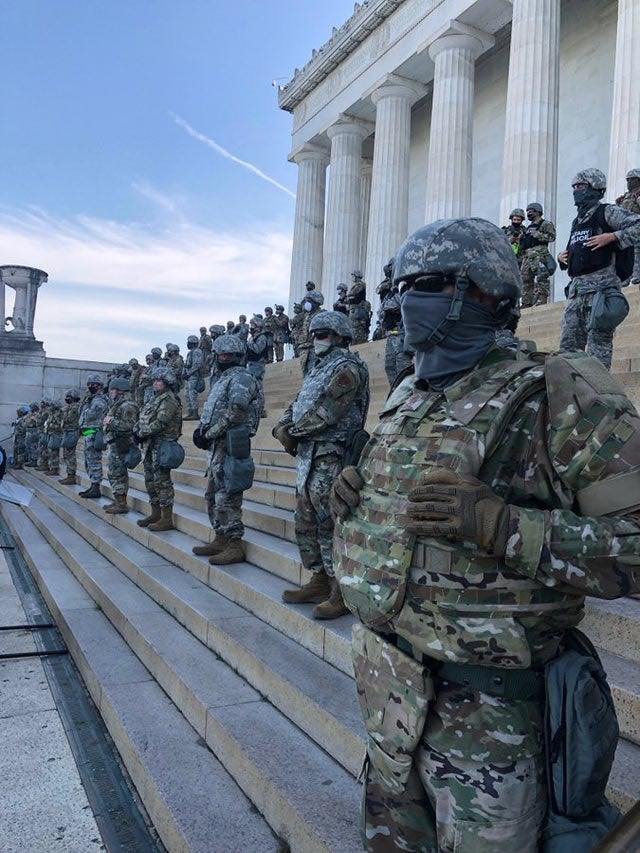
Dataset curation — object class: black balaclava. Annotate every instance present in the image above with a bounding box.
[574,186,604,215]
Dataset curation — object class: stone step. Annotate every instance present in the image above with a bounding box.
[0,504,279,853]
[6,493,362,852]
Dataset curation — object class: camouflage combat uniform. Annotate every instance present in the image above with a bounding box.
[167,350,185,392]
[263,310,276,364]
[234,321,250,343]
[298,293,324,375]
[520,218,556,307]
[272,309,290,362]
[200,366,260,540]
[289,306,304,357]
[79,390,109,484]
[335,346,640,852]
[24,408,40,466]
[36,406,50,469]
[277,347,369,578]
[347,283,372,344]
[105,395,139,498]
[138,365,156,406]
[13,411,27,468]
[560,203,640,368]
[616,188,640,282]
[184,345,204,419]
[137,389,182,509]
[45,404,64,474]
[246,327,268,415]
[501,223,525,266]
[129,364,143,402]
[61,398,81,478]
[378,288,412,387]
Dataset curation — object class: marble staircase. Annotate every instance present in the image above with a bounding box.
[5,294,640,852]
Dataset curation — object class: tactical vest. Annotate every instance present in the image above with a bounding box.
[334,353,584,669]
[520,220,545,252]
[568,205,615,278]
[201,367,260,437]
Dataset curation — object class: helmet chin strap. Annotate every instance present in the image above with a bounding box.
[420,276,470,349]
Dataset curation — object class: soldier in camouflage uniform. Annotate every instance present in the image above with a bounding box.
[12,406,29,469]
[520,202,556,307]
[274,311,369,620]
[272,305,290,362]
[298,290,325,375]
[501,208,526,266]
[289,303,304,357]
[333,284,348,315]
[102,377,139,514]
[615,167,640,284]
[192,334,261,565]
[198,326,212,355]
[135,367,183,532]
[44,400,65,476]
[208,324,226,388]
[234,315,250,343]
[558,168,640,369]
[226,320,235,334]
[24,403,40,467]
[347,271,372,344]
[374,259,413,387]
[78,375,110,498]
[35,400,50,470]
[165,344,184,392]
[59,389,82,485]
[184,335,205,420]
[263,306,276,364]
[138,354,156,407]
[246,315,268,417]
[330,217,640,852]
[128,359,142,403]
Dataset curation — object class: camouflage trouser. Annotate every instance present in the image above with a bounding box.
[13,436,26,466]
[298,345,316,376]
[37,436,48,467]
[107,444,129,497]
[47,444,61,472]
[520,253,550,307]
[26,431,39,465]
[294,453,341,577]
[83,434,103,484]
[266,343,274,364]
[384,332,413,388]
[352,322,369,345]
[63,442,78,476]
[205,463,244,540]
[142,443,174,507]
[185,376,201,417]
[274,341,285,362]
[559,292,614,369]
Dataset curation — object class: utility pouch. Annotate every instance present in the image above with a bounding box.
[588,286,630,332]
[352,623,432,795]
[222,455,255,493]
[114,435,132,455]
[92,430,106,452]
[195,377,206,394]
[61,429,79,450]
[226,425,251,459]
[156,439,185,470]
[47,433,62,451]
[123,445,142,470]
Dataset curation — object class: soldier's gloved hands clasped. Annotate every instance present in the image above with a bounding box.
[403,467,510,557]
[330,466,364,521]
[272,423,298,457]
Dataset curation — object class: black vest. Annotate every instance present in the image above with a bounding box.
[520,220,545,252]
[567,205,615,278]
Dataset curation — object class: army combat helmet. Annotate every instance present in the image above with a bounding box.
[572,168,607,191]
[212,333,245,365]
[509,208,525,220]
[309,309,354,342]
[109,377,130,392]
[150,366,176,388]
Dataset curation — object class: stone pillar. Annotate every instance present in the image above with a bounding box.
[322,116,372,294]
[365,76,423,305]
[0,266,47,340]
[500,0,560,225]
[288,144,329,308]
[359,160,373,273]
[608,0,640,199]
[425,25,492,222]
[12,286,28,332]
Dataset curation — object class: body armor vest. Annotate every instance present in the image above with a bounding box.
[520,220,545,252]
[201,367,260,437]
[568,204,615,278]
[334,354,584,669]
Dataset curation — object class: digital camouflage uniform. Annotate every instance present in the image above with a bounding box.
[45,403,65,474]
[272,308,290,362]
[347,281,372,344]
[378,288,413,387]
[520,217,556,307]
[200,365,260,541]
[184,342,204,419]
[289,305,304,357]
[234,321,250,343]
[137,389,182,508]
[79,389,109,484]
[298,292,325,375]
[560,202,640,368]
[246,322,268,415]
[263,309,276,364]
[61,397,81,479]
[24,407,40,466]
[129,363,142,402]
[12,410,28,468]
[166,349,185,392]
[36,405,50,469]
[138,363,156,406]
[616,188,640,282]
[105,395,139,497]
[278,346,369,578]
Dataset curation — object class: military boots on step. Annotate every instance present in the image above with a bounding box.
[137,503,161,527]
[208,537,245,565]
[282,571,331,604]
[59,475,78,485]
[148,505,175,532]
[192,538,226,557]
[105,494,128,515]
[46,469,60,477]
[313,577,349,620]
[79,483,101,499]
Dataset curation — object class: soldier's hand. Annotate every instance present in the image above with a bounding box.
[585,232,617,251]
[558,250,569,265]
[403,467,509,556]
[272,423,297,457]
[330,466,364,521]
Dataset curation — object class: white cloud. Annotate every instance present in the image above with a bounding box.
[171,113,296,199]
[0,206,292,362]
[131,180,180,214]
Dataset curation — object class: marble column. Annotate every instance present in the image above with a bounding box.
[608,0,640,199]
[365,76,423,304]
[322,116,372,294]
[359,160,373,274]
[425,25,492,222]
[288,144,329,308]
[500,0,560,225]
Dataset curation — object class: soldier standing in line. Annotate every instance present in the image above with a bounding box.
[137,354,155,406]
[165,344,185,392]
[347,271,372,344]
[330,218,640,852]
[150,346,165,366]
[135,367,182,532]
[298,290,325,375]
[44,400,65,477]
[198,326,212,355]
[520,202,556,307]
[272,305,290,362]
[226,320,235,334]
[246,315,269,417]
[102,377,139,515]
[501,208,526,265]
[58,389,82,485]
[192,334,261,565]
[35,400,50,471]
[333,284,348,315]
[616,168,640,285]
[273,311,369,620]
[234,315,250,342]
[375,259,413,387]
[558,168,640,369]
[128,358,142,402]
[263,306,276,364]
[78,374,109,499]
[24,403,40,468]
[12,406,29,469]
[183,334,205,421]
[289,303,304,357]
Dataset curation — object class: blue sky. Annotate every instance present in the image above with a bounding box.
[0,0,354,360]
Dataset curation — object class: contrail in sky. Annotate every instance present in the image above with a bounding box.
[171,113,296,199]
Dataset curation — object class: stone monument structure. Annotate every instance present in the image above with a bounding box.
[279,0,639,311]
[0,265,48,349]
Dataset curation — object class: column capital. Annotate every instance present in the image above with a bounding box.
[369,74,426,106]
[326,114,374,142]
[289,143,330,165]
[428,20,494,61]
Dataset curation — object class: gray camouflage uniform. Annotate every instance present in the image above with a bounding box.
[79,390,109,484]
[184,345,204,418]
[105,395,139,497]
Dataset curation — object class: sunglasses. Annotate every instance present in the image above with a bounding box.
[313,330,331,340]
[571,183,589,190]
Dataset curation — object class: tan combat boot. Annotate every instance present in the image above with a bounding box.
[105,494,128,515]
[59,474,78,485]
[46,468,59,477]
[148,505,175,532]
[282,571,330,604]
[79,483,101,499]
[192,538,226,557]
[137,503,161,528]
[208,538,245,565]
[313,577,349,621]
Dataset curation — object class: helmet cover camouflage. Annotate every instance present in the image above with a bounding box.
[304,290,324,307]
[336,284,347,294]
[309,310,354,341]
[526,202,543,215]
[187,335,199,345]
[109,377,130,392]
[275,304,284,312]
[626,169,640,180]
[572,168,607,190]
[151,347,163,357]
[86,373,104,386]
[212,333,246,357]
[150,366,176,386]
[128,358,139,367]
[509,208,526,219]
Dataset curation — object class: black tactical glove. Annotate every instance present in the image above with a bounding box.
[272,423,298,457]
[403,467,510,556]
[330,466,364,521]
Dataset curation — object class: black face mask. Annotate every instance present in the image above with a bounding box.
[573,187,602,214]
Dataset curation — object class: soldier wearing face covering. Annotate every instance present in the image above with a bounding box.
[616,168,640,284]
[558,168,640,368]
[330,217,640,852]
[298,290,325,375]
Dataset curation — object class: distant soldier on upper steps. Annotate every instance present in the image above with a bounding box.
[519,202,556,307]
[616,168,640,286]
